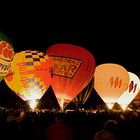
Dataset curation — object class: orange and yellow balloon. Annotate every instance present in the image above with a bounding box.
[93,63,129,109]
[4,50,51,109]
[46,43,96,110]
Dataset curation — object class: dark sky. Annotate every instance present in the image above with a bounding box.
[1,24,139,74]
[0,4,139,109]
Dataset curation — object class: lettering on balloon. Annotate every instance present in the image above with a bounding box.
[109,77,122,88]
[0,62,11,70]
[128,81,137,93]
[16,62,29,89]
[0,61,11,76]
[50,56,82,78]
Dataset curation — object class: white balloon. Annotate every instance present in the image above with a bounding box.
[117,72,140,110]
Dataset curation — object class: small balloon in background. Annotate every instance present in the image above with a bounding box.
[132,82,140,109]
[117,72,140,110]
[93,63,130,109]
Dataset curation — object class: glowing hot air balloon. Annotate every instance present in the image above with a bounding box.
[93,63,129,109]
[46,43,96,110]
[4,50,51,109]
[117,72,140,110]
[0,31,15,81]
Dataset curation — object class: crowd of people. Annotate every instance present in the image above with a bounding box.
[0,106,140,140]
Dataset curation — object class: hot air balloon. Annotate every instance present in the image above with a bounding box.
[93,63,129,109]
[117,72,140,110]
[4,50,51,109]
[46,43,96,110]
[0,31,15,81]
[132,74,140,108]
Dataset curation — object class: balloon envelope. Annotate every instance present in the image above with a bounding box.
[4,50,51,108]
[93,63,129,109]
[73,78,94,109]
[0,32,15,78]
[46,43,96,110]
[117,72,140,110]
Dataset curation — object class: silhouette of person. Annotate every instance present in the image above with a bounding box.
[93,119,119,140]
[46,112,73,140]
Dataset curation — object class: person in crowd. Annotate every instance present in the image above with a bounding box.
[46,112,73,140]
[92,119,119,140]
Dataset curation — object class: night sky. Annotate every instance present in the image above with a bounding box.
[0,4,139,109]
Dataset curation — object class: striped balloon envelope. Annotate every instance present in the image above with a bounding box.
[73,78,94,109]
